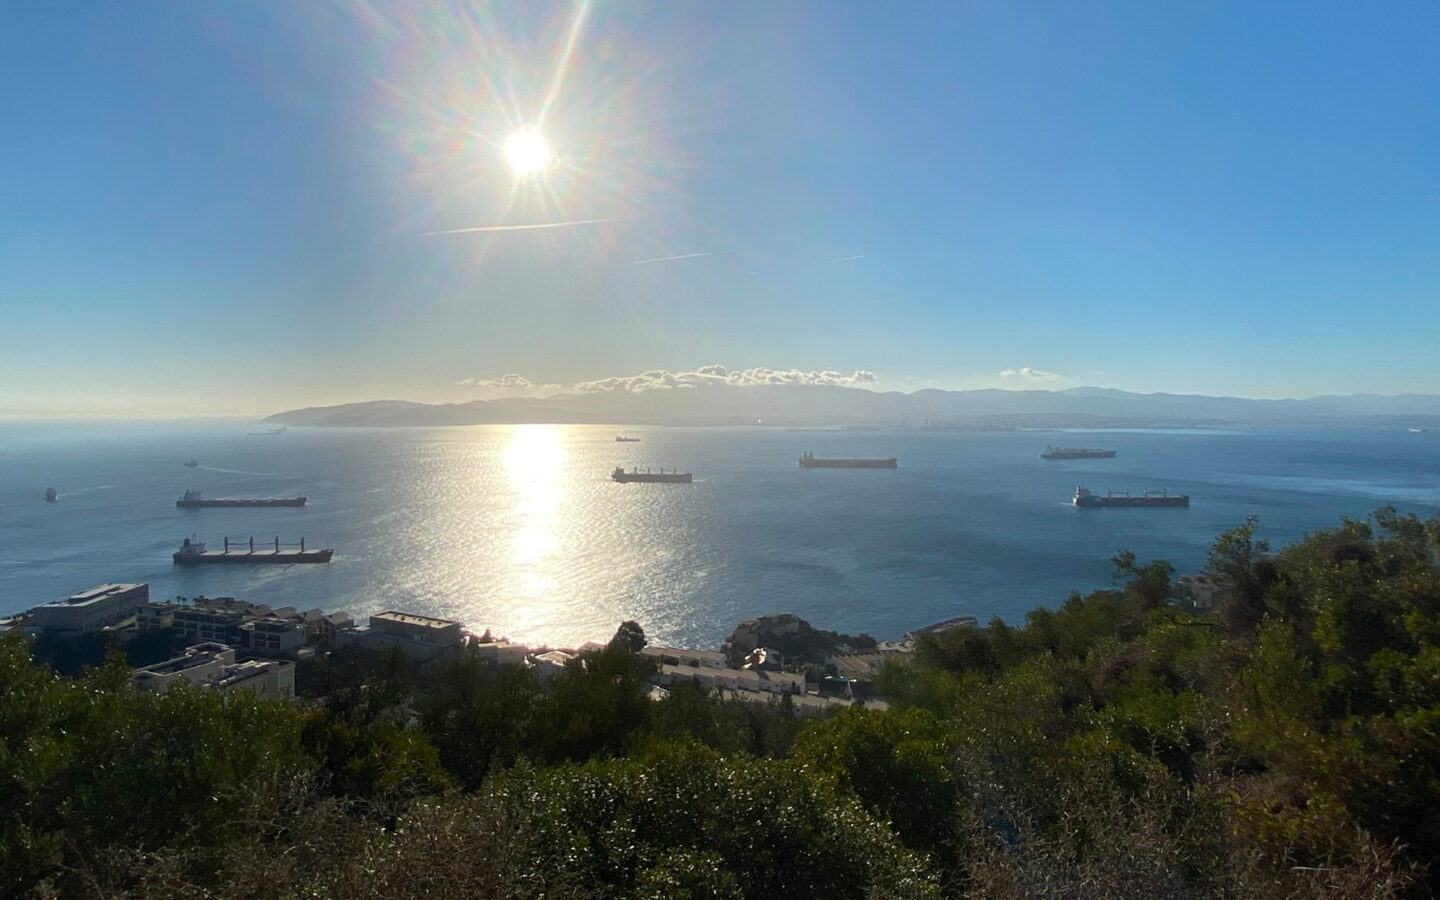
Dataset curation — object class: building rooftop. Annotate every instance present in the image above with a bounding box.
[642,646,728,663]
[373,610,460,628]
[139,642,232,676]
[37,583,145,609]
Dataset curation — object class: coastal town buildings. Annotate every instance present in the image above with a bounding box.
[300,608,354,643]
[237,615,309,655]
[640,646,728,669]
[169,603,246,645]
[334,611,464,660]
[652,662,806,696]
[531,649,576,681]
[30,583,148,633]
[24,580,895,715]
[474,639,529,666]
[132,642,294,700]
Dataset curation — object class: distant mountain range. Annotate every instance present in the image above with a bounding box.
[264,386,1440,429]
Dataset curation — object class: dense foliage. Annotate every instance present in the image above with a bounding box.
[4,509,1439,897]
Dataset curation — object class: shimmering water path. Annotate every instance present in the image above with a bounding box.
[3,421,1437,647]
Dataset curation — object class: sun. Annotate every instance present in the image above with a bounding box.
[504,127,552,176]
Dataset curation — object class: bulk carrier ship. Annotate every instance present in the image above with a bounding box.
[612,467,692,484]
[798,452,898,469]
[1073,486,1189,508]
[176,489,306,508]
[1041,445,1116,460]
[172,536,333,564]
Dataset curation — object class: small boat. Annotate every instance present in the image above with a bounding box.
[615,435,641,442]
[183,460,199,468]
[44,487,57,503]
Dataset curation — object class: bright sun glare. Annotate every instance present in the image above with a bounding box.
[504,127,552,176]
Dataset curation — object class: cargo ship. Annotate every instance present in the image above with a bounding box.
[176,489,306,508]
[612,466,692,484]
[799,452,898,469]
[615,436,640,442]
[1041,445,1116,460]
[1073,485,1189,508]
[172,536,333,565]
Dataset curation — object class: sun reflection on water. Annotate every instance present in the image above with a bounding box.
[500,425,565,627]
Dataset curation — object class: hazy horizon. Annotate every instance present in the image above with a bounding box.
[4,2,1438,415]
[12,369,1440,421]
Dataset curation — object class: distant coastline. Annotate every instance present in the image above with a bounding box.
[264,384,1440,430]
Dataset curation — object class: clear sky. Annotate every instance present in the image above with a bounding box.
[2,1,1438,415]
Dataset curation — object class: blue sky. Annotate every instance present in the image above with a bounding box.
[1,1,1437,414]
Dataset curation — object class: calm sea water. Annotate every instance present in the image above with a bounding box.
[2,421,1437,648]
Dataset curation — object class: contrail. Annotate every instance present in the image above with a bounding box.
[632,251,718,265]
[539,0,595,123]
[825,255,864,263]
[424,217,618,235]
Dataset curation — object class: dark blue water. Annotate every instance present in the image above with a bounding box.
[3,421,1437,647]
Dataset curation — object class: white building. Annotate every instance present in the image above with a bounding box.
[641,646,729,669]
[474,639,529,666]
[31,583,148,633]
[238,616,309,655]
[300,608,354,644]
[133,642,294,700]
[531,649,576,681]
[653,663,805,696]
[335,611,464,661]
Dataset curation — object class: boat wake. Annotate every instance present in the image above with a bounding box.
[56,484,117,498]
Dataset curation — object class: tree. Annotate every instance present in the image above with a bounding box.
[1207,516,1274,635]
[418,655,538,790]
[609,619,647,653]
[1111,549,1175,612]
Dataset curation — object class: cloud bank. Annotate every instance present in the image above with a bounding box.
[1000,366,1064,383]
[459,366,879,397]
[457,374,564,398]
[573,366,878,393]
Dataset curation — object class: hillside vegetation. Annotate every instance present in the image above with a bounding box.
[3,508,1439,898]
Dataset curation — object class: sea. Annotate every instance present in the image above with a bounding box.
[2,421,1437,649]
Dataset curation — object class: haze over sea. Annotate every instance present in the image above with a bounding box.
[3,421,1437,648]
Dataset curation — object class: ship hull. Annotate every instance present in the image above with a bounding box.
[1042,449,1116,460]
[177,497,306,508]
[613,473,692,483]
[1075,496,1189,508]
[173,548,333,565]
[799,458,897,469]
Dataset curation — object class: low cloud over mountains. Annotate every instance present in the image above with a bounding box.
[269,374,1440,429]
[457,365,878,397]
